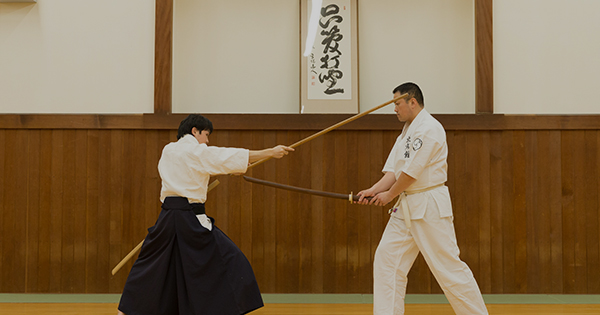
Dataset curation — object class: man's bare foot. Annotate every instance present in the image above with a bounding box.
[117,310,126,315]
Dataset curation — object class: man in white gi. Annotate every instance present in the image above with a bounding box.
[357,82,488,314]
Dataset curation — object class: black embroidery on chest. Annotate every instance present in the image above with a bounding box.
[404,136,411,158]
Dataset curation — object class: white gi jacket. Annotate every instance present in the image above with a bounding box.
[157,134,250,230]
[382,109,452,219]
[158,134,249,204]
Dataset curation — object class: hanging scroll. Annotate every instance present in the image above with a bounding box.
[301,0,358,113]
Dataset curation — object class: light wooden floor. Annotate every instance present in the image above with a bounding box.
[2,303,600,315]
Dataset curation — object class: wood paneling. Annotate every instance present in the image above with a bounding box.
[2,127,600,294]
[0,130,170,293]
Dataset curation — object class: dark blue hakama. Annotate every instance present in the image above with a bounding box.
[118,197,263,315]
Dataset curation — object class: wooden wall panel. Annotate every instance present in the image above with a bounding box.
[0,130,4,291]
[489,131,504,293]
[26,130,40,292]
[1,130,28,292]
[309,135,325,293]
[1,127,600,294]
[589,131,600,293]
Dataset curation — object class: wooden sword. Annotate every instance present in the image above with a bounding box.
[243,175,372,203]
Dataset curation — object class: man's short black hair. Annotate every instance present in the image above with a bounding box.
[392,82,424,107]
[177,114,214,140]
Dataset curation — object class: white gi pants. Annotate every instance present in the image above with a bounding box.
[373,209,488,315]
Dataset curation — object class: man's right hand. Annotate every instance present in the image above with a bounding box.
[271,145,294,159]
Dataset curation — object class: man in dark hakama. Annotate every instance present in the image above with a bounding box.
[117,114,293,315]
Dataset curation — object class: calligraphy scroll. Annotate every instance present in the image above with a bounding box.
[301,0,358,113]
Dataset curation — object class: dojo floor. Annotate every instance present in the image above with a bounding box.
[2,294,600,314]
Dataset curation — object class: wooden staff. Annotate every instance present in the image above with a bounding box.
[111,179,221,275]
[248,93,408,168]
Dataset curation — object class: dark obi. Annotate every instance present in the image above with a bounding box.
[118,197,263,315]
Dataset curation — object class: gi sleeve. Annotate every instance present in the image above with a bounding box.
[193,144,250,176]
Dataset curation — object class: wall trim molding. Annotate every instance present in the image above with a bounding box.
[1,114,599,130]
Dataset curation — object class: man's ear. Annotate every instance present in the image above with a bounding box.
[191,127,199,136]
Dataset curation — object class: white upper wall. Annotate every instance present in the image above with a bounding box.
[358,0,475,114]
[172,0,300,114]
[0,0,154,114]
[173,0,475,114]
[2,0,599,115]
[494,0,600,114]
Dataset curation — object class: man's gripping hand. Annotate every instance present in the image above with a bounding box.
[271,145,294,159]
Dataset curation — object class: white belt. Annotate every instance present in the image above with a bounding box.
[388,184,444,229]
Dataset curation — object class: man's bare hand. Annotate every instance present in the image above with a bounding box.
[368,191,394,206]
[356,188,376,205]
[271,145,294,159]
